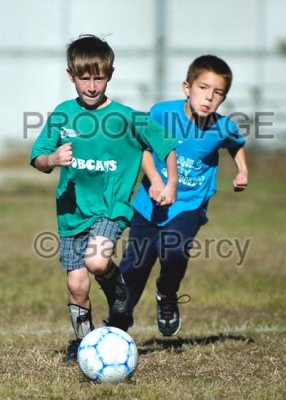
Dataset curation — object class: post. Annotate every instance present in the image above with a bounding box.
[154,0,166,103]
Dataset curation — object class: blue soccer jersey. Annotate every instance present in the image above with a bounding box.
[132,99,246,226]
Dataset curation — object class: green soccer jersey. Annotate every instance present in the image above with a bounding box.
[31,99,177,237]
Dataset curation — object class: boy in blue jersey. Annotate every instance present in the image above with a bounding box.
[116,55,248,336]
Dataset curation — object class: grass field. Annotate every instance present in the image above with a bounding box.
[0,150,285,400]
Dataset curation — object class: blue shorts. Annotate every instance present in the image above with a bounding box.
[59,218,123,271]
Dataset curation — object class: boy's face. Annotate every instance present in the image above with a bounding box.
[182,71,226,119]
[67,70,109,109]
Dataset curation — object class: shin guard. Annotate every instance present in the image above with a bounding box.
[68,304,94,339]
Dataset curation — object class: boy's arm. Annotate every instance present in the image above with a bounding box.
[160,150,178,205]
[229,147,248,192]
[142,151,165,203]
[142,150,178,206]
[33,143,73,173]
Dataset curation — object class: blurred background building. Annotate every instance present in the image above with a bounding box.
[1,0,286,155]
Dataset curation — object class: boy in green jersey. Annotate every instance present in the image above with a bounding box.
[30,34,178,362]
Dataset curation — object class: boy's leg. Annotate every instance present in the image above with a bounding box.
[95,260,129,315]
[64,303,94,362]
[60,234,94,362]
[68,303,94,339]
[156,210,206,336]
[67,268,94,339]
[84,219,129,329]
[119,211,159,325]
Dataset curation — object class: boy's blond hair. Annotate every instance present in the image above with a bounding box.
[67,34,114,79]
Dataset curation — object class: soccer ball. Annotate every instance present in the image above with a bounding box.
[77,326,138,383]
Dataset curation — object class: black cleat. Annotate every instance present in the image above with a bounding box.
[103,312,133,332]
[156,292,181,336]
[63,338,82,363]
[156,292,191,336]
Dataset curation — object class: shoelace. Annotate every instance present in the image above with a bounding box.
[159,294,191,320]
[177,294,192,304]
[158,296,177,320]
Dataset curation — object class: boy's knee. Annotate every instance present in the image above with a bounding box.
[84,255,110,275]
[67,274,89,297]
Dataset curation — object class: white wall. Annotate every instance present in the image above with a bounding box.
[1,0,285,153]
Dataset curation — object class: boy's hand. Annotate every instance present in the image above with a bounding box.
[148,179,177,206]
[148,179,165,204]
[158,182,177,207]
[233,171,248,192]
[48,143,73,167]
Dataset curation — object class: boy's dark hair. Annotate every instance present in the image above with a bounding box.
[186,55,233,95]
[67,34,114,79]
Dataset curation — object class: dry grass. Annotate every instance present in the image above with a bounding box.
[0,151,285,399]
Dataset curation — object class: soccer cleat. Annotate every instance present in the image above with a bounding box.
[63,338,82,363]
[156,292,191,336]
[156,292,181,336]
[103,312,134,332]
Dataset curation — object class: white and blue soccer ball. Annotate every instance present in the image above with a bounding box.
[77,326,138,383]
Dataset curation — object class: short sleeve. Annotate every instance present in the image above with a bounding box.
[221,119,246,150]
[134,114,177,161]
[30,110,62,166]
